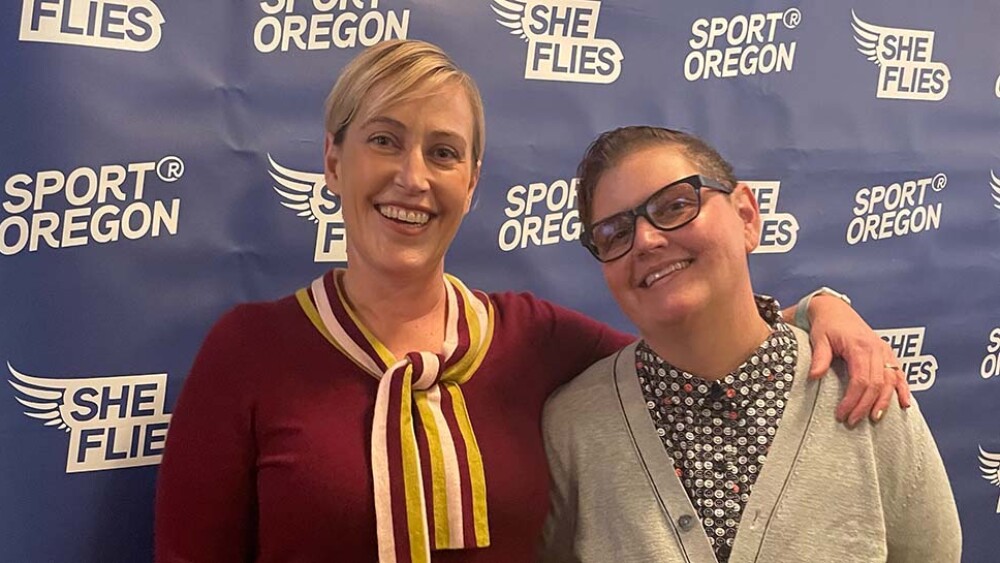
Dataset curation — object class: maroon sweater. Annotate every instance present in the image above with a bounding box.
[155,291,632,562]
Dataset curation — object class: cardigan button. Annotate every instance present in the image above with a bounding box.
[677,515,694,531]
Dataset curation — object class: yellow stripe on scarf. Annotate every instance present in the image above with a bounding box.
[400,365,430,563]
[413,391,451,548]
[445,383,490,546]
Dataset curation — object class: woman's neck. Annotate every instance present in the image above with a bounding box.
[642,293,772,382]
[341,263,448,359]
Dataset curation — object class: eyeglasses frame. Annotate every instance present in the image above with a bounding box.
[580,174,734,262]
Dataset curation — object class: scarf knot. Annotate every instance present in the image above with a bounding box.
[393,352,448,392]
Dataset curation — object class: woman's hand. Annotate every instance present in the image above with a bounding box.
[787,294,913,426]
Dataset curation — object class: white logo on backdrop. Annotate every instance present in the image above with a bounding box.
[875,327,938,392]
[978,446,1000,513]
[491,0,623,84]
[7,363,171,473]
[685,8,801,81]
[19,0,164,52]
[268,155,346,262]
[253,0,409,53]
[746,181,798,254]
[851,10,950,101]
[990,171,1000,211]
[846,173,946,245]
[1,156,184,255]
[498,177,581,252]
[982,327,1000,380]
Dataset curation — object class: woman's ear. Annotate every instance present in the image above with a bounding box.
[464,160,482,214]
[732,183,762,253]
[324,132,342,196]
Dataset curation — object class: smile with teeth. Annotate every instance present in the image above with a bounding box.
[377,204,431,225]
[640,260,692,288]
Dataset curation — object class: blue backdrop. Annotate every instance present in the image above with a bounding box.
[2,0,998,561]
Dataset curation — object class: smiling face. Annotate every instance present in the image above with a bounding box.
[324,81,479,280]
[592,144,761,334]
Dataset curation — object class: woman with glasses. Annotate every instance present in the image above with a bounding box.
[156,42,910,563]
[541,126,960,563]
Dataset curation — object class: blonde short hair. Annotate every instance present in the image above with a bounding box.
[324,39,486,168]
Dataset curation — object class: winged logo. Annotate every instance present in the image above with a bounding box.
[268,154,342,224]
[491,0,529,41]
[990,170,1000,211]
[979,445,1000,512]
[851,10,895,67]
[7,362,73,433]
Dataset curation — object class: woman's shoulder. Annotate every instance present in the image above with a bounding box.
[547,345,627,410]
[198,291,310,357]
[789,326,936,456]
[213,293,302,332]
[485,290,607,332]
[486,290,634,364]
[484,291,558,330]
[485,289,552,311]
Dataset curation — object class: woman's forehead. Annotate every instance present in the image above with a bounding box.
[363,77,466,115]
[606,146,697,187]
[353,82,472,135]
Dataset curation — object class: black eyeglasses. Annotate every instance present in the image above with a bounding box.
[581,174,733,262]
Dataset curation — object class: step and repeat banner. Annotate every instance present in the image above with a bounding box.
[1,0,998,561]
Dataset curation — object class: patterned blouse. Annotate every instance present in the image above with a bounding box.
[635,296,797,563]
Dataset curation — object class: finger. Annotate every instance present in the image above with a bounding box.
[809,332,833,379]
[894,367,913,409]
[848,361,884,427]
[836,352,871,422]
[881,341,913,409]
[870,369,895,423]
[849,384,881,427]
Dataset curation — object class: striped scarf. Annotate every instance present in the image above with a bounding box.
[296,270,494,563]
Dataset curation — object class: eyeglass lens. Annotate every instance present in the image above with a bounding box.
[590,181,699,260]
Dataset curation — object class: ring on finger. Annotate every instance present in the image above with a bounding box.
[883,362,902,371]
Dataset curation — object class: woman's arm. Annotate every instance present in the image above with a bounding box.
[541,287,910,426]
[155,307,258,562]
[783,292,912,426]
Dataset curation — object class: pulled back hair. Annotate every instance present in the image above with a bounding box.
[576,126,737,228]
[324,39,486,168]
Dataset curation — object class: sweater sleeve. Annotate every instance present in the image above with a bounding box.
[872,400,962,563]
[539,389,581,563]
[154,305,261,562]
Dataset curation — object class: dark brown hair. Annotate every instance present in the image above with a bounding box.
[576,126,737,228]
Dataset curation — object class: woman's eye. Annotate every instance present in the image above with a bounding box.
[433,147,459,161]
[661,198,695,213]
[610,229,629,242]
[595,223,627,244]
[369,134,395,147]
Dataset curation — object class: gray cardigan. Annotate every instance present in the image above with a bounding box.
[540,328,961,563]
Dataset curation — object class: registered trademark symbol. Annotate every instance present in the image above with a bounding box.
[783,8,802,29]
[157,156,185,183]
[932,173,947,191]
